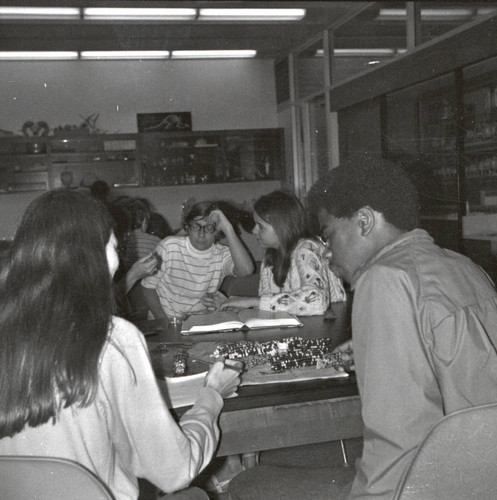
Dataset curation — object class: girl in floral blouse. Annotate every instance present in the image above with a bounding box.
[221,191,345,315]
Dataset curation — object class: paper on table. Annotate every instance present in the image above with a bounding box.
[241,365,348,385]
[164,372,207,408]
[159,367,238,409]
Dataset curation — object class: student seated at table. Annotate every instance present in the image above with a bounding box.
[221,190,345,316]
[229,154,497,500]
[119,197,162,272]
[141,200,254,319]
[0,189,242,500]
[147,211,174,240]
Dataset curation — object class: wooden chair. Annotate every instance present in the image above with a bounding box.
[0,455,115,500]
[394,402,497,499]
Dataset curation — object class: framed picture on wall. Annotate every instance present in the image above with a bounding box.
[137,112,192,132]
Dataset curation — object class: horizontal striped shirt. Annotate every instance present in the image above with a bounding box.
[142,235,234,316]
[122,230,161,271]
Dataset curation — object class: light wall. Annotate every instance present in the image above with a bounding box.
[0,58,281,261]
[2,59,277,134]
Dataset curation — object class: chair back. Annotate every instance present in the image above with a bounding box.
[394,402,497,499]
[0,455,115,500]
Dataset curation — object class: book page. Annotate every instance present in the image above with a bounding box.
[238,309,303,329]
[181,310,244,334]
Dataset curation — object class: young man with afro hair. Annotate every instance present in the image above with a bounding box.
[229,153,497,500]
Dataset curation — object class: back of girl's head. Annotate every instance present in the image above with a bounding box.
[254,191,308,287]
[119,197,151,230]
[254,191,307,249]
[0,189,114,438]
[147,212,173,239]
[14,189,113,275]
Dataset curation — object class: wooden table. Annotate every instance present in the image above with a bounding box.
[136,301,363,459]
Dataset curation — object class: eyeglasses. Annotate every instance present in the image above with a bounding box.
[189,221,216,234]
[317,217,343,248]
[316,234,329,248]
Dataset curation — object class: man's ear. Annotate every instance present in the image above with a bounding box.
[356,207,375,236]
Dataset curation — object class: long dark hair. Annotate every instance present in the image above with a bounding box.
[0,190,115,438]
[254,191,308,288]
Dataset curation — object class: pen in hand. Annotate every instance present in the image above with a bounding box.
[203,357,243,398]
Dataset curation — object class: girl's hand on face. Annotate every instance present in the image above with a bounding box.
[219,296,260,311]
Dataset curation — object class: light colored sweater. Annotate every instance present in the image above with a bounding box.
[0,316,223,500]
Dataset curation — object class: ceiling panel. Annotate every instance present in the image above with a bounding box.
[0,1,370,58]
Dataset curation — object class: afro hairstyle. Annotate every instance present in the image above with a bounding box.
[307,153,420,232]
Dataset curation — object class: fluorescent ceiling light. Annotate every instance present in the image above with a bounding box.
[476,7,497,16]
[378,8,474,21]
[0,51,79,60]
[83,8,196,21]
[81,51,170,60]
[171,50,256,59]
[0,7,80,19]
[334,48,396,56]
[198,8,306,21]
[316,48,405,57]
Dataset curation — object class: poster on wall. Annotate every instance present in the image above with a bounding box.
[137,112,192,132]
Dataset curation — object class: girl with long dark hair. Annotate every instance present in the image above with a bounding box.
[0,189,241,500]
[221,191,345,315]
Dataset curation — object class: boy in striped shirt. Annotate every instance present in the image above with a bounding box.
[141,201,254,318]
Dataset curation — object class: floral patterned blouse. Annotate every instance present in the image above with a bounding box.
[258,238,346,316]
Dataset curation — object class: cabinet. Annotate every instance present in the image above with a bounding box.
[139,128,283,186]
[383,56,497,256]
[0,136,51,192]
[461,64,497,210]
[0,128,284,193]
[49,134,139,189]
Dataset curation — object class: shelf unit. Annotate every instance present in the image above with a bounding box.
[50,134,139,190]
[0,136,51,192]
[0,128,284,193]
[382,57,497,254]
[139,128,283,186]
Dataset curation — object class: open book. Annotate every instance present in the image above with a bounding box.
[181,309,303,335]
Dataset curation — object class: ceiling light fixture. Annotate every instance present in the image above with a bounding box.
[377,8,474,21]
[171,50,257,59]
[0,7,80,19]
[80,51,170,60]
[83,8,197,21]
[198,8,306,21]
[316,48,397,57]
[0,51,79,60]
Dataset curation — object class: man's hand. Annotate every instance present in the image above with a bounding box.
[332,339,354,371]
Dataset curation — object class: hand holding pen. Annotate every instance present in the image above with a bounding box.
[204,357,244,398]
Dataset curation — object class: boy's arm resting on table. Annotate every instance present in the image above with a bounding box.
[211,209,254,277]
[140,284,167,319]
[220,296,260,310]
